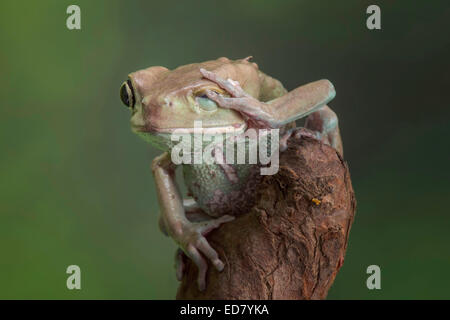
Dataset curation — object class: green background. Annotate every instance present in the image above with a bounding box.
[1,0,449,299]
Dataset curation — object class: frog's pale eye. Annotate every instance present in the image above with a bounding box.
[120,80,135,109]
[196,94,218,111]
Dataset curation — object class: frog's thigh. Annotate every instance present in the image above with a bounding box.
[305,105,343,156]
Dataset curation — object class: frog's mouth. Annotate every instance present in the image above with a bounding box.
[132,122,247,135]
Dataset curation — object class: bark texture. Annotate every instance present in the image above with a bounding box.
[176,134,356,300]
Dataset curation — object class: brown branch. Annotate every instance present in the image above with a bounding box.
[177,134,356,300]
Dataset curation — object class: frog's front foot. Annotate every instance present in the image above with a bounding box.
[175,215,235,291]
[200,68,273,127]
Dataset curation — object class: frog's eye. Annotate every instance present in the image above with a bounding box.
[196,94,218,111]
[120,80,135,109]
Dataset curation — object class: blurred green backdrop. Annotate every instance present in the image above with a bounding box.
[1,0,449,299]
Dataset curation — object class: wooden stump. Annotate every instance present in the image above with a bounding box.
[177,134,356,300]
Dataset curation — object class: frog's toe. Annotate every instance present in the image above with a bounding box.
[196,236,224,271]
[175,248,186,281]
[186,244,208,291]
[198,215,235,235]
[200,68,246,98]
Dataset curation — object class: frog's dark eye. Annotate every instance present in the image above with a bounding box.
[120,80,135,109]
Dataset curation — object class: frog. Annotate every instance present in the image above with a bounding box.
[119,57,343,291]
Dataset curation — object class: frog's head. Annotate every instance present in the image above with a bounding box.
[119,57,268,150]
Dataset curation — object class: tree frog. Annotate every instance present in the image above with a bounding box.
[119,57,343,291]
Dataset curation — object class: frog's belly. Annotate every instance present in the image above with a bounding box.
[183,163,262,217]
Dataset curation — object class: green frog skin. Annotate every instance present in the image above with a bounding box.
[119,57,343,290]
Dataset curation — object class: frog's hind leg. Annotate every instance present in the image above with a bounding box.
[279,127,317,152]
[279,105,343,156]
[305,105,343,157]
